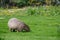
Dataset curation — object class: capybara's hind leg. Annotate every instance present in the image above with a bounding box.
[9,28,13,32]
[9,28,15,32]
[13,29,16,32]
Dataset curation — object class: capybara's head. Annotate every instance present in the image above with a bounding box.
[23,24,30,32]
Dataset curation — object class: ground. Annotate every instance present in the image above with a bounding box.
[0,6,60,40]
[0,15,60,40]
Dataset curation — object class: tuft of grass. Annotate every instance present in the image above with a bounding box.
[0,6,60,16]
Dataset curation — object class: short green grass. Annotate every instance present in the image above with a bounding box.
[0,15,60,40]
[0,6,60,40]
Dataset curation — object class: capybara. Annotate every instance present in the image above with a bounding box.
[8,18,30,32]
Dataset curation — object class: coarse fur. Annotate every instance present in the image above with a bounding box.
[8,18,30,32]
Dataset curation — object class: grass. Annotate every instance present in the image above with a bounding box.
[0,6,60,40]
[0,16,60,40]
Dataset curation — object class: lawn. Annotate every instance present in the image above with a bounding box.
[0,6,60,40]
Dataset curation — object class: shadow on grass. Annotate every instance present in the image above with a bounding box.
[10,29,31,33]
[0,38,4,40]
[0,31,7,33]
[10,30,31,33]
[57,25,60,36]
[22,31,31,33]
[56,24,60,40]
